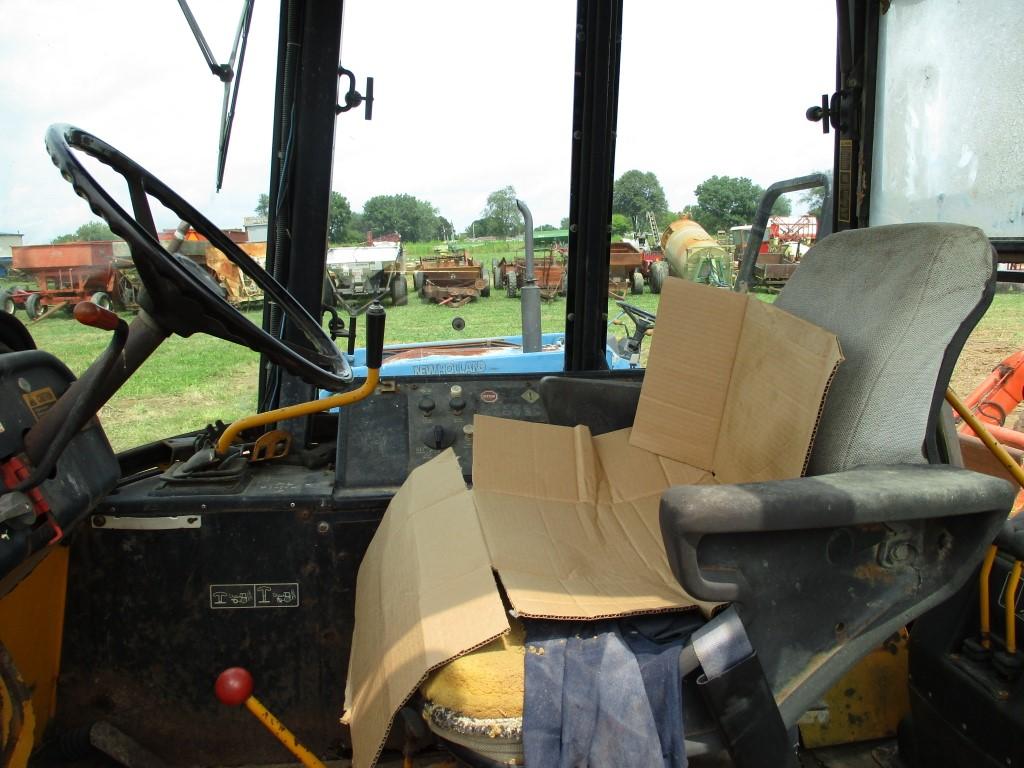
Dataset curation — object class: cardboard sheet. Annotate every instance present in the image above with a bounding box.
[345,278,843,766]
[631,278,842,481]
[342,450,509,768]
[473,416,719,619]
[716,298,844,482]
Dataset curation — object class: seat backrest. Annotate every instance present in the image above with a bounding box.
[776,223,995,475]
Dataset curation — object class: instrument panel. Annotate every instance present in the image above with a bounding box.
[335,376,549,487]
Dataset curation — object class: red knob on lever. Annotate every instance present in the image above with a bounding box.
[214,666,254,707]
[214,667,326,768]
[73,301,120,331]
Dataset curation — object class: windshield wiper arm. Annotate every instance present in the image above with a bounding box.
[177,0,233,82]
[176,0,255,190]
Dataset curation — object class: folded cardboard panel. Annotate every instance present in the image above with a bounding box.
[473,416,718,620]
[342,451,509,768]
[630,279,748,468]
[631,277,843,482]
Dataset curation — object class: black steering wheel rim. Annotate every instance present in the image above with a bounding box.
[615,300,657,326]
[44,124,353,390]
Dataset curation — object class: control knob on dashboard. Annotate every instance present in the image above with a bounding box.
[418,396,436,415]
[422,424,456,450]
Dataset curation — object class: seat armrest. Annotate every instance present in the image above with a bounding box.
[661,465,1013,604]
[659,464,1014,728]
[661,465,1014,535]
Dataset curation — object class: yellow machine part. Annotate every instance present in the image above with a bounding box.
[0,546,69,748]
[660,216,723,255]
[660,216,733,283]
[797,630,910,749]
[0,668,35,767]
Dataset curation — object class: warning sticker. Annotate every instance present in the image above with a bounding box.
[209,583,300,609]
[22,388,58,421]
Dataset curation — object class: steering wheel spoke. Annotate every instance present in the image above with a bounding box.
[45,124,353,389]
[125,175,158,238]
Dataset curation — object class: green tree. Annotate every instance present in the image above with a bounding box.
[684,175,792,234]
[466,216,501,238]
[559,216,571,229]
[536,224,557,232]
[362,194,439,242]
[255,193,269,217]
[345,212,366,243]
[612,170,668,220]
[478,186,523,237]
[774,195,793,216]
[800,185,826,219]
[437,216,455,241]
[327,192,352,243]
[611,213,632,237]
[51,221,119,244]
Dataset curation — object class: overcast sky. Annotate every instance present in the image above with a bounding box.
[0,1,836,244]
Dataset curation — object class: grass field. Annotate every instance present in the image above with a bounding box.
[3,272,1021,452]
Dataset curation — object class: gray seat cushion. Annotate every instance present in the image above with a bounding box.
[776,223,994,476]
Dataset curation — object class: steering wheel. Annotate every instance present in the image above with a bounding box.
[44,124,353,390]
[614,300,657,327]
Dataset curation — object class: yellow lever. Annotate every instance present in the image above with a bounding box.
[216,369,379,455]
[980,544,998,649]
[215,667,326,768]
[216,302,387,456]
[946,387,1024,492]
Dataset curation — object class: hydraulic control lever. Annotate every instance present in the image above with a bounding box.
[215,667,326,768]
[215,302,386,456]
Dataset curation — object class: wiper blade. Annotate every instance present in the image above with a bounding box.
[176,0,256,191]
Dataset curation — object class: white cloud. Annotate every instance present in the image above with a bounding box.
[1,0,835,242]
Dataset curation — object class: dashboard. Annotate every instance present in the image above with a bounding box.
[336,376,552,487]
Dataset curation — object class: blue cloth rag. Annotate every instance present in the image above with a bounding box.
[522,613,702,768]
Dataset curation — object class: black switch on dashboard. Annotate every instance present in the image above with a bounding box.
[422,424,456,450]
[418,397,436,415]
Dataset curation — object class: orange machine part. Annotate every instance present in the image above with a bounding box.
[957,350,1024,513]
[960,350,1024,451]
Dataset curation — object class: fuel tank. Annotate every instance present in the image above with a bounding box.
[660,216,734,286]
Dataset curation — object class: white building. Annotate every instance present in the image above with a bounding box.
[243,216,268,243]
[0,233,24,272]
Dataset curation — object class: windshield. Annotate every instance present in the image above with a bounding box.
[10,2,1019,452]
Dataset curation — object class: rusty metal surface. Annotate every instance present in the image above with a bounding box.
[205,242,267,305]
[499,251,567,295]
[798,632,910,749]
[608,241,645,268]
[11,242,115,270]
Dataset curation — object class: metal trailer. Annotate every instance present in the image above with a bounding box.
[3,241,124,320]
[412,248,491,307]
[608,241,647,297]
[323,241,407,314]
[494,248,568,299]
[730,215,817,291]
[116,232,267,310]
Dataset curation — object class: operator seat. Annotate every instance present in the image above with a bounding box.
[419,224,1016,767]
